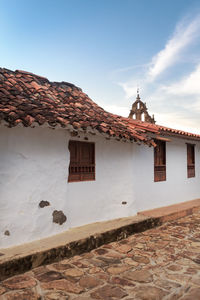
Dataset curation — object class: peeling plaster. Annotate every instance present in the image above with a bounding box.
[39,200,50,208]
[52,210,67,225]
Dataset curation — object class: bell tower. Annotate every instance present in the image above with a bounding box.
[128,89,155,124]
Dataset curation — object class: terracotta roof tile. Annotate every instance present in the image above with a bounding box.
[0,68,158,145]
[127,119,200,141]
[157,124,200,140]
[0,68,199,145]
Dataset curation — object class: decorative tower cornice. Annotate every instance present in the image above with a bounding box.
[128,90,155,124]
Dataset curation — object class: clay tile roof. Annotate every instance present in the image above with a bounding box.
[0,67,199,145]
[127,119,200,141]
[157,124,200,141]
[0,68,158,146]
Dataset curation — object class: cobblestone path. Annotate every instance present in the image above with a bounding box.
[1,213,200,299]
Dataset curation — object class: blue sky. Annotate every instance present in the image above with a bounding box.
[1,0,200,132]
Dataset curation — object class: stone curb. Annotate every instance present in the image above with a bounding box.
[0,217,161,281]
[138,200,200,223]
[160,206,200,222]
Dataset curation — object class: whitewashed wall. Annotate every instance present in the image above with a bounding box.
[0,127,136,248]
[0,127,69,248]
[133,136,200,212]
[1,126,200,248]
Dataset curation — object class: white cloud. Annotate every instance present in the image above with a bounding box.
[162,64,200,95]
[103,104,130,117]
[110,63,149,76]
[155,111,200,134]
[113,14,200,133]
[118,81,138,99]
[118,16,200,100]
[148,16,200,81]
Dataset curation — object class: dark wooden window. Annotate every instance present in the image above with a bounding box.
[68,140,95,182]
[154,140,166,182]
[187,143,195,178]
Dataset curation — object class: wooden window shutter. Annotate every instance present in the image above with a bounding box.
[68,140,95,182]
[187,144,195,178]
[154,140,166,182]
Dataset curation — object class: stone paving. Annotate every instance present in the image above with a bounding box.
[1,213,200,300]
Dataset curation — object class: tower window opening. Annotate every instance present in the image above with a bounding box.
[141,113,145,121]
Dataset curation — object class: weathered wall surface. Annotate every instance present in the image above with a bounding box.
[0,127,69,248]
[0,127,136,248]
[1,126,200,248]
[133,136,200,212]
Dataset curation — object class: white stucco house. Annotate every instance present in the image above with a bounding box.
[0,68,200,248]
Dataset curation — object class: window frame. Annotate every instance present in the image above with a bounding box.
[154,139,166,182]
[68,140,95,183]
[187,143,195,178]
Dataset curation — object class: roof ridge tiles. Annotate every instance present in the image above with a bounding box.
[52,81,82,91]
[158,124,200,138]
[15,70,49,81]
